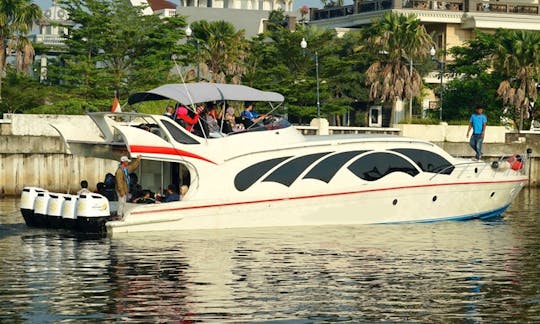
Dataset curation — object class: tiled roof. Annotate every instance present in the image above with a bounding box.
[148,0,176,10]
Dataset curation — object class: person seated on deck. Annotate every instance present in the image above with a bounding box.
[163,105,174,119]
[163,184,180,202]
[175,104,204,132]
[223,107,244,133]
[132,190,156,204]
[180,185,189,200]
[240,102,265,128]
[77,180,91,196]
[128,173,143,202]
[192,104,210,138]
[206,104,219,137]
[103,173,117,201]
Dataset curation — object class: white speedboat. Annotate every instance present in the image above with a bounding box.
[20,83,528,234]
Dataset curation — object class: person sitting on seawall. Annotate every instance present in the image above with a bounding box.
[132,190,156,204]
[240,102,265,128]
[115,155,142,218]
[77,180,91,196]
[175,103,204,132]
[162,184,180,202]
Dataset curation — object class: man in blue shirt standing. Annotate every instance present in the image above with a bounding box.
[466,105,487,160]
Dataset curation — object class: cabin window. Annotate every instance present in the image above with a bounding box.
[263,152,331,187]
[303,150,368,183]
[234,156,291,191]
[162,120,200,145]
[391,148,454,174]
[348,152,419,181]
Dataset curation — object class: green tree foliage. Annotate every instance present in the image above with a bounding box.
[362,12,434,120]
[0,69,51,113]
[442,74,502,125]
[189,20,248,84]
[0,0,42,100]
[492,29,540,131]
[52,0,185,101]
[245,20,368,125]
[448,30,540,129]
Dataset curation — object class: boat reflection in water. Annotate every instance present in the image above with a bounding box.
[5,210,535,323]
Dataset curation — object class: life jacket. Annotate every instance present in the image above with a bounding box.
[174,105,188,128]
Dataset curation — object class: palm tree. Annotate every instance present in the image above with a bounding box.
[362,12,433,123]
[190,20,248,84]
[13,36,35,74]
[0,0,41,100]
[493,29,540,131]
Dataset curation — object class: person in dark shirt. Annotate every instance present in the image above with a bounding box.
[163,184,180,202]
[132,190,156,204]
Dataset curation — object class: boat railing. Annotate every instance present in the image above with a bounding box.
[429,158,522,181]
[295,125,401,135]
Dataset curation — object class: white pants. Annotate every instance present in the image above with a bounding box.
[117,192,126,217]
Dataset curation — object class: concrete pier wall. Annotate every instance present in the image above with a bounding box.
[0,152,118,196]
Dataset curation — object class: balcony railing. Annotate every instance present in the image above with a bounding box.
[309,0,538,21]
[470,0,539,14]
[402,0,464,11]
[32,34,67,47]
[310,5,355,20]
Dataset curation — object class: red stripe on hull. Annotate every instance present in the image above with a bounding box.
[129,145,216,164]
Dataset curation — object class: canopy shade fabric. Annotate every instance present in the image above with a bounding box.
[128,83,284,105]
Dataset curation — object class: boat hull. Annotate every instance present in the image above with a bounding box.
[106,179,526,234]
[21,208,39,227]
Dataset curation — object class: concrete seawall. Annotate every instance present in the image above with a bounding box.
[1,114,539,196]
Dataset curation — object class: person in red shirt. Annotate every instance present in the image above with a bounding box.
[175,104,204,131]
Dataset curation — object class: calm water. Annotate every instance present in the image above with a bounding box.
[1,190,540,323]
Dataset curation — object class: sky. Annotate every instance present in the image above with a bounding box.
[34,0,348,12]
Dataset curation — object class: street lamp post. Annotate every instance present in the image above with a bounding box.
[185,24,200,81]
[300,37,321,118]
[408,56,413,123]
[430,46,444,121]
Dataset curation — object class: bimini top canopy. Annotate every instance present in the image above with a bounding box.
[128,82,285,105]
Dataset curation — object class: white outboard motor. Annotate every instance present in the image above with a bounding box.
[47,193,67,229]
[62,194,78,230]
[20,187,47,227]
[33,191,52,228]
[75,193,111,233]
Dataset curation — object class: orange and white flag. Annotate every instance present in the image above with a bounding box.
[111,96,121,113]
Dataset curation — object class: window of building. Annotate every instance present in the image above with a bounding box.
[348,152,419,181]
[234,156,291,191]
[303,150,368,183]
[391,148,454,174]
[263,152,331,187]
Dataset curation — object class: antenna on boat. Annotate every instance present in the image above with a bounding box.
[171,54,209,141]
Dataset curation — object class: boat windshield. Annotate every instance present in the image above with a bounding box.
[228,118,291,136]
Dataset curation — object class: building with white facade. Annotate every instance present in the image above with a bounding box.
[31,1,72,82]
[131,0,295,37]
[177,0,295,37]
[307,0,540,123]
